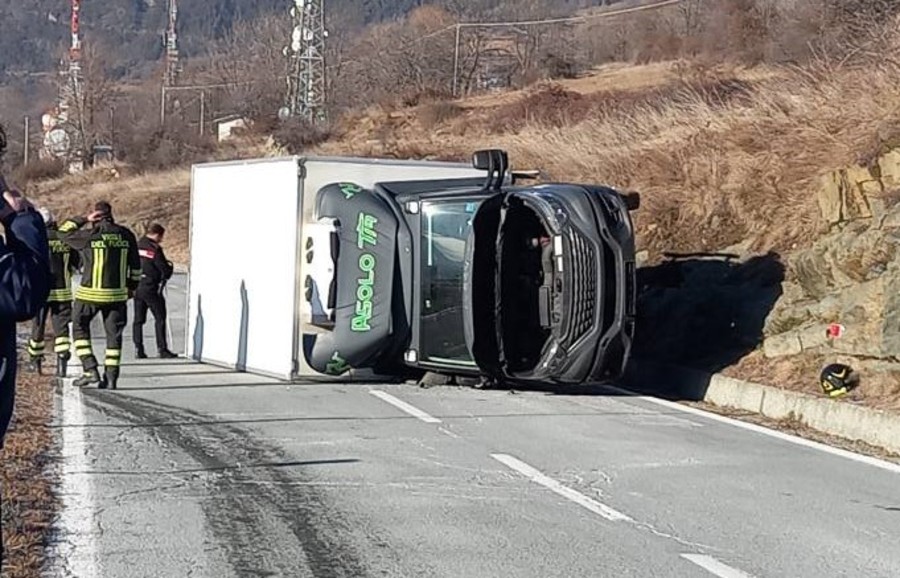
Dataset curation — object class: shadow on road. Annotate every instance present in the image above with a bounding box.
[624,251,785,401]
[236,280,249,372]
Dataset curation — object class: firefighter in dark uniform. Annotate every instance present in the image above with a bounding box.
[133,223,176,359]
[58,201,141,389]
[26,208,80,377]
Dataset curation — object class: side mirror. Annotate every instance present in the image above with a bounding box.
[622,191,640,211]
[472,149,508,171]
[472,149,509,192]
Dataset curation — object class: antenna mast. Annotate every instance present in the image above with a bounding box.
[63,0,83,112]
[282,0,327,123]
[52,0,86,168]
[164,0,180,87]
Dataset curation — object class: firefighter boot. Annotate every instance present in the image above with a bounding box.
[73,368,102,388]
[159,349,177,359]
[104,366,120,390]
[56,353,70,378]
[26,356,43,374]
[135,347,147,360]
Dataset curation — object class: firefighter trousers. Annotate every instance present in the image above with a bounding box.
[73,300,127,372]
[133,288,168,353]
[28,301,73,360]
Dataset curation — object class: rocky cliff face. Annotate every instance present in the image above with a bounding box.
[764,149,900,363]
[633,146,900,405]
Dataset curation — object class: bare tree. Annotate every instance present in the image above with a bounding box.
[78,41,123,147]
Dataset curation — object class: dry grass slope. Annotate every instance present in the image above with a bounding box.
[27,167,192,264]
[318,58,900,261]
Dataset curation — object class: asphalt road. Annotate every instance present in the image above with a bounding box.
[45,273,900,578]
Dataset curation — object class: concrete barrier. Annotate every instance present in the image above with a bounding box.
[624,360,900,455]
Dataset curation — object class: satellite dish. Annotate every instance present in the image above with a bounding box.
[44,127,71,158]
[277,107,292,121]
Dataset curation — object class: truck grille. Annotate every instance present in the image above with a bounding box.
[564,230,597,347]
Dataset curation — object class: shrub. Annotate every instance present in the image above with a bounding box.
[399,88,454,108]
[14,158,66,184]
[117,124,218,173]
[419,101,464,129]
[272,117,332,154]
[487,85,593,133]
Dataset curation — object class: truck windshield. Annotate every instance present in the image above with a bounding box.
[420,200,481,366]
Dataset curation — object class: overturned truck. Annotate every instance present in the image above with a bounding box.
[303,150,639,386]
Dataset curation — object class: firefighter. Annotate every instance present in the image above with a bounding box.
[133,223,176,359]
[26,208,80,377]
[58,201,140,389]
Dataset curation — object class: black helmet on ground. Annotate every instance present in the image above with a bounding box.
[819,363,859,398]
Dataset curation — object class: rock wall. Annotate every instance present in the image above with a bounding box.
[764,149,900,361]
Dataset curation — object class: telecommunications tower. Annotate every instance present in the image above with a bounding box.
[61,0,83,117]
[164,0,180,86]
[44,0,85,166]
[281,0,327,123]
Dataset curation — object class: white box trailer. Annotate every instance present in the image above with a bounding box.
[184,155,483,380]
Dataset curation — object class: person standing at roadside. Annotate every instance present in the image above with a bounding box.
[0,178,51,570]
[26,208,80,377]
[133,223,176,359]
[57,201,141,389]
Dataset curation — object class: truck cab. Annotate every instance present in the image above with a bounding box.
[302,150,638,386]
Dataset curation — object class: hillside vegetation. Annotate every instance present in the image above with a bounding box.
[16,1,900,411]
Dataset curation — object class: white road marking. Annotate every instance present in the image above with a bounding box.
[491,453,633,522]
[55,381,99,577]
[607,386,900,475]
[370,390,442,424]
[681,554,756,578]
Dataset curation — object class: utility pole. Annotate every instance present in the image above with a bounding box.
[281,0,328,124]
[23,116,29,166]
[199,91,205,136]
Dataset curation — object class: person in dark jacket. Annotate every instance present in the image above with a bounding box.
[58,201,141,389]
[26,208,80,377]
[0,180,51,570]
[133,223,176,359]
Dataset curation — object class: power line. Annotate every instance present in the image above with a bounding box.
[332,0,682,72]
[452,0,682,95]
[457,0,683,29]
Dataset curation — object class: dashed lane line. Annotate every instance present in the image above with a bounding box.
[369,390,442,424]
[681,554,756,578]
[491,453,633,522]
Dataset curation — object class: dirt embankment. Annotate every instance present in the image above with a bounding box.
[1,368,58,578]
[27,168,192,265]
